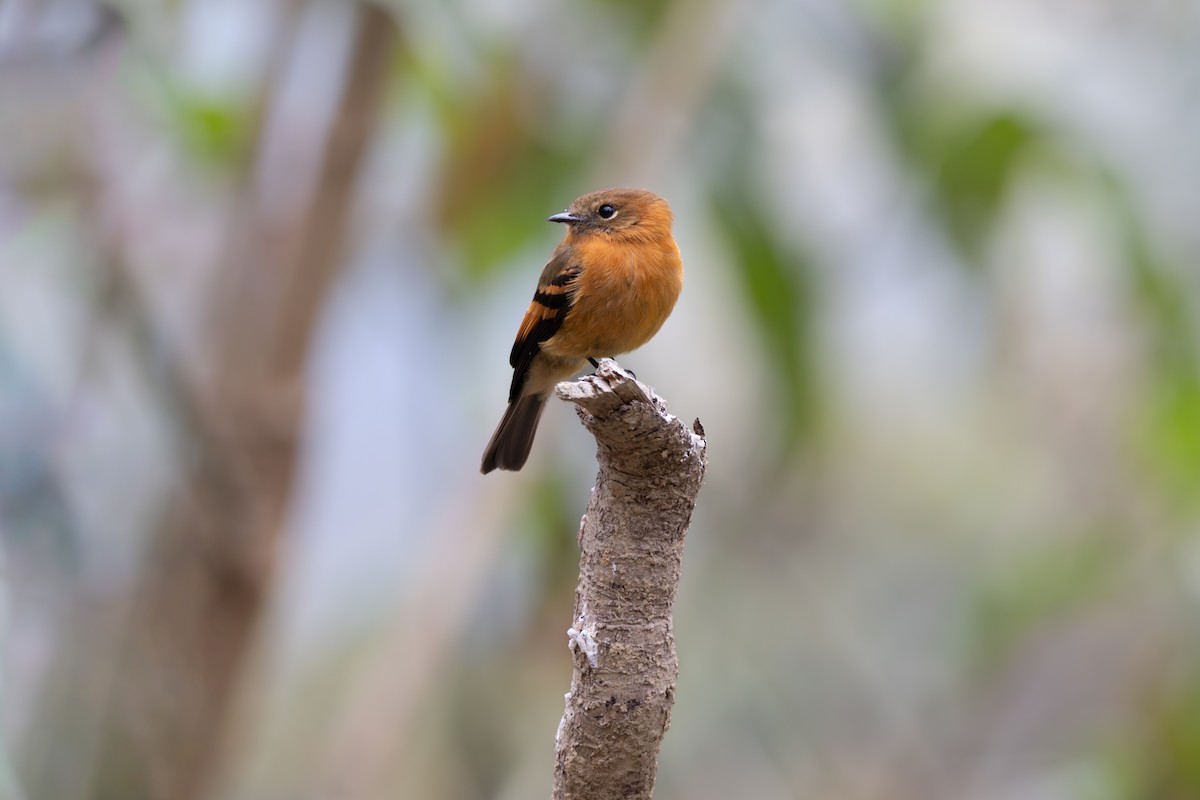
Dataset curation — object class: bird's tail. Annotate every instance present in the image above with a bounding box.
[480,393,548,473]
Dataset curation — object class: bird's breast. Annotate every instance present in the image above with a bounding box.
[542,237,682,360]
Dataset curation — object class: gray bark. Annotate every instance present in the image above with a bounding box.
[551,359,708,800]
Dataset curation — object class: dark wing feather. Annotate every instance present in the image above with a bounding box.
[508,250,582,401]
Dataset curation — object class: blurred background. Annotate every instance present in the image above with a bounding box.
[2,0,1199,798]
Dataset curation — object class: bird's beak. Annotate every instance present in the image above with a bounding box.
[548,211,583,224]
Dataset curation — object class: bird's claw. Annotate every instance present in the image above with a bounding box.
[587,357,637,381]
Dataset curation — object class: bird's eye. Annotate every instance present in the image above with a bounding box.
[597,203,617,219]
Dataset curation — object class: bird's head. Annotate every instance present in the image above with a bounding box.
[548,188,674,244]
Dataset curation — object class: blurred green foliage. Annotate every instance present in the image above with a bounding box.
[1138,682,1200,799]
[704,77,821,462]
[1133,370,1200,512]
[147,76,252,169]
[895,105,1042,266]
[585,0,674,40]
[1113,184,1200,507]
[712,190,820,460]
[966,532,1121,672]
[427,57,591,283]
[1098,677,1200,800]
[523,469,586,598]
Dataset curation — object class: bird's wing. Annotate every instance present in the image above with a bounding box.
[508,248,582,401]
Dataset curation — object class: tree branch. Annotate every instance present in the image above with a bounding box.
[551,359,707,800]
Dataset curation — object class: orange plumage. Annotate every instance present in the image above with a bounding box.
[481,188,683,473]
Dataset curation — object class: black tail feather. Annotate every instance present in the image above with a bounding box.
[480,394,547,473]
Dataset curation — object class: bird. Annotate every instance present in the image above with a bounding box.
[481,188,683,474]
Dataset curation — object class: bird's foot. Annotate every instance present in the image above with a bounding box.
[587,357,636,381]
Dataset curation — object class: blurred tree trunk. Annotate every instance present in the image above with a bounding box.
[88,5,396,799]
